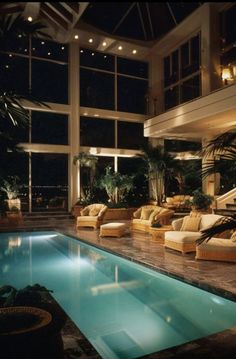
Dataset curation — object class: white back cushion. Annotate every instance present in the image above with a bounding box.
[199,214,223,230]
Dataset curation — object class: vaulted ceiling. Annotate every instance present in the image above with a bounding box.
[0,2,204,44]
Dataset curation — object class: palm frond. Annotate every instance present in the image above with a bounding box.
[197,215,236,245]
[201,131,236,158]
[0,92,49,127]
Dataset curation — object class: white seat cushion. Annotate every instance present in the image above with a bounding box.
[165,231,201,243]
[100,222,126,229]
[77,216,98,221]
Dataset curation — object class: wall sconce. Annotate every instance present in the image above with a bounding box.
[222,67,232,85]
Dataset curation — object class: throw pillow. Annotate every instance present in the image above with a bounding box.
[140,208,154,220]
[81,208,89,216]
[180,215,201,232]
[149,208,162,222]
[231,231,236,242]
[89,207,100,216]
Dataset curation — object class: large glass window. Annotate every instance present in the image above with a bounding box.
[80,68,114,109]
[180,74,201,104]
[117,76,148,114]
[31,112,68,145]
[31,153,68,211]
[32,38,68,62]
[0,34,29,54]
[80,48,149,114]
[117,57,148,78]
[1,152,29,212]
[80,48,114,71]
[118,157,149,206]
[163,32,201,111]
[118,121,147,149]
[0,53,29,95]
[80,117,115,147]
[32,59,68,103]
[220,5,236,69]
[164,86,179,110]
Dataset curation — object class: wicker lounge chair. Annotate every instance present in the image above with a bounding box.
[76,203,108,229]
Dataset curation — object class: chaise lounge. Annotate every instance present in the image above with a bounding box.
[164,213,223,254]
[196,234,236,262]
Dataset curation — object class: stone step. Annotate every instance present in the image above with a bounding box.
[226,203,236,209]
[214,208,236,216]
[23,212,73,221]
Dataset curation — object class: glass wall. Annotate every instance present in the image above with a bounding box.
[80,117,115,147]
[0,34,69,212]
[163,32,201,110]
[80,48,149,114]
[118,121,148,149]
[31,112,68,145]
[31,154,68,212]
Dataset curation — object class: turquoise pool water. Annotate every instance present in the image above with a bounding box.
[1,231,236,359]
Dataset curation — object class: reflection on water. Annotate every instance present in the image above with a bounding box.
[1,231,236,359]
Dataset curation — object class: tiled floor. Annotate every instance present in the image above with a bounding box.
[1,218,236,358]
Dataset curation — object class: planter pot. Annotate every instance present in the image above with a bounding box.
[6,211,23,225]
[0,306,64,359]
[191,206,212,214]
[104,208,137,220]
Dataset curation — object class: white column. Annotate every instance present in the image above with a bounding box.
[202,137,220,196]
[69,42,80,209]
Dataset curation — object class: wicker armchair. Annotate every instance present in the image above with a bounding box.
[76,203,108,229]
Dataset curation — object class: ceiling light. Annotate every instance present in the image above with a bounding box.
[118,46,123,51]
[89,38,93,43]
[83,113,88,116]
[132,49,137,54]
[102,41,107,46]
[74,35,79,40]
[94,114,99,117]
[27,16,33,22]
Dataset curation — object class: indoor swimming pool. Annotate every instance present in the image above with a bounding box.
[1,230,236,359]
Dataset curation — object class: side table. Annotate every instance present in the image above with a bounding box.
[149,225,173,244]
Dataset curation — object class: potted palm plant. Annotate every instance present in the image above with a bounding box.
[0,175,21,211]
[186,189,213,213]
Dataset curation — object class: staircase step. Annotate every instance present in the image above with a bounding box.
[214,208,236,216]
[226,203,236,209]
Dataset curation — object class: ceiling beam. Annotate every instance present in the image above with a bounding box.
[167,2,177,25]
[0,4,23,14]
[66,2,80,14]
[41,3,68,29]
[137,3,147,41]
[112,2,136,34]
[45,2,73,23]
